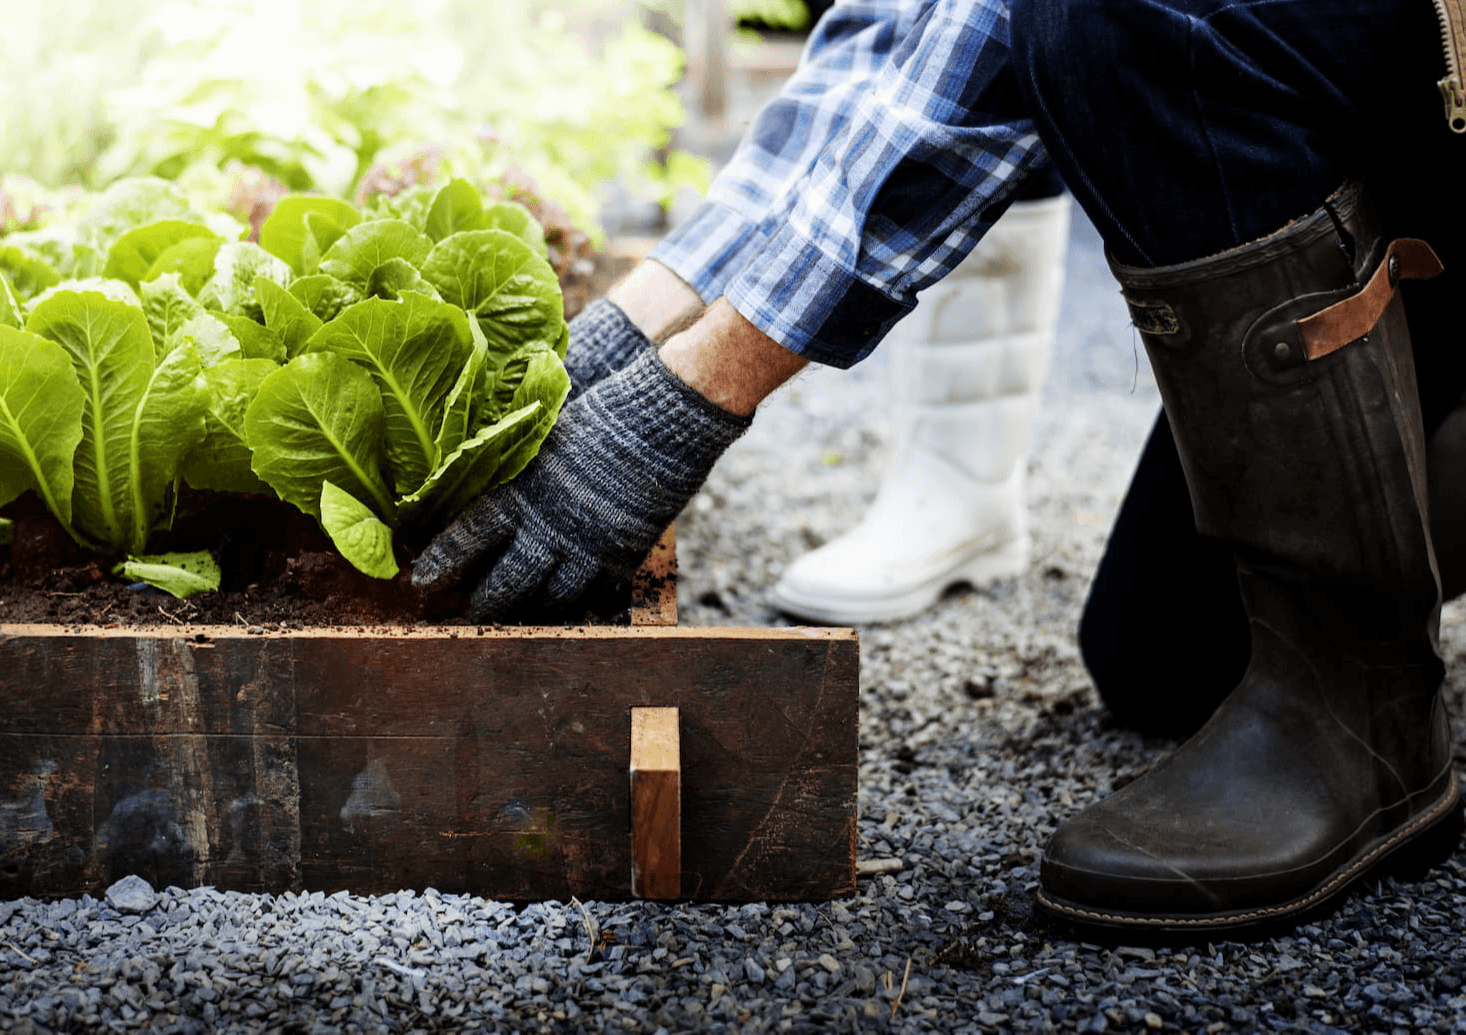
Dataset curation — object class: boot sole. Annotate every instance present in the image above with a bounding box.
[770,538,1028,624]
[1033,776,1463,937]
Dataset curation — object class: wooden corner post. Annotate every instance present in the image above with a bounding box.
[630,707,681,899]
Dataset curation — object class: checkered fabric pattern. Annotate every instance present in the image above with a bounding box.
[653,0,1049,369]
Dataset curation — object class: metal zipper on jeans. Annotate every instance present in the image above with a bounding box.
[1434,0,1466,131]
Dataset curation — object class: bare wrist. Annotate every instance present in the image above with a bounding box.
[658,300,808,417]
[607,260,705,343]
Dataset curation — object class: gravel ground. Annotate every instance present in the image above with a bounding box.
[3,203,1465,1034]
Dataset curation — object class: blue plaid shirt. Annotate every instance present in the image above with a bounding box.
[652,0,1049,368]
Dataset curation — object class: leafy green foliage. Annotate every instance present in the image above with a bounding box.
[0,276,23,329]
[0,174,570,592]
[247,178,570,574]
[25,290,207,554]
[113,550,221,599]
[320,480,399,579]
[245,351,395,521]
[102,221,221,288]
[1,0,706,250]
[0,325,85,520]
[179,358,276,495]
[259,196,361,275]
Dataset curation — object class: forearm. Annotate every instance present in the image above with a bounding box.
[606,260,704,343]
[659,300,809,417]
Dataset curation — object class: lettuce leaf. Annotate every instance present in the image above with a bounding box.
[0,325,85,521]
[396,402,544,530]
[169,313,243,368]
[259,194,362,275]
[113,550,221,599]
[180,358,277,495]
[198,242,292,320]
[26,290,207,553]
[140,273,206,354]
[0,244,62,301]
[220,315,286,363]
[424,179,486,243]
[288,274,361,323]
[0,274,22,329]
[435,312,491,460]
[103,221,221,289]
[318,220,434,300]
[419,229,565,353]
[398,339,569,527]
[142,235,223,297]
[423,180,548,259]
[29,277,141,314]
[256,276,323,359]
[244,351,394,521]
[304,292,474,495]
[320,480,399,579]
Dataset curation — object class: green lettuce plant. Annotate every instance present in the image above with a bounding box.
[0,175,569,594]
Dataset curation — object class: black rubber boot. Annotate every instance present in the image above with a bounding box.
[1038,181,1462,933]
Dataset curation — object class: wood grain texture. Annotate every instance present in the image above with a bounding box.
[630,707,680,899]
[0,625,858,902]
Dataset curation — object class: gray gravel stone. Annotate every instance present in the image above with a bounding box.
[104,875,159,915]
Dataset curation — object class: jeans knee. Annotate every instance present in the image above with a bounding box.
[1010,0,1156,96]
[1011,0,1094,80]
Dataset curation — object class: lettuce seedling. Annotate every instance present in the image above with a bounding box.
[242,177,570,578]
[25,290,208,555]
[0,178,248,594]
[0,175,571,594]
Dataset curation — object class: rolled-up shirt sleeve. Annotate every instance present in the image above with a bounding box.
[660,0,1049,369]
[654,0,920,304]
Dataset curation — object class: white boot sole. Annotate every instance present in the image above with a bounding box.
[771,535,1030,625]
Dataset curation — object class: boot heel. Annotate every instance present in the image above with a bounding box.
[952,534,1029,588]
[1374,797,1465,884]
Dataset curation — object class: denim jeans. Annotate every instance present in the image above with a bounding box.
[1007,0,1466,732]
[1009,0,1447,266]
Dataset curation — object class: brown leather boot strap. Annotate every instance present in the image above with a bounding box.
[1298,239,1444,360]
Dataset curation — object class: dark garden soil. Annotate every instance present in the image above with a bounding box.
[0,250,645,632]
[0,488,647,631]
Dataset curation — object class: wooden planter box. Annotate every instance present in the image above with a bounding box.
[0,531,860,903]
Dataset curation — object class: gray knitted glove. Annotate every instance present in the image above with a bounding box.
[562,298,655,401]
[411,348,750,620]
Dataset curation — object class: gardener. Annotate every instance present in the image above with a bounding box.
[414,0,1464,933]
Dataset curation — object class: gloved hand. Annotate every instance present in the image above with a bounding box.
[562,298,655,401]
[411,348,751,620]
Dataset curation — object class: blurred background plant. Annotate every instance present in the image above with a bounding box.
[0,0,823,248]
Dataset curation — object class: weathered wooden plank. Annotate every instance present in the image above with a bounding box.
[630,707,681,899]
[0,625,858,902]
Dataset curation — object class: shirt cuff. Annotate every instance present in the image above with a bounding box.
[650,201,764,304]
[725,219,913,369]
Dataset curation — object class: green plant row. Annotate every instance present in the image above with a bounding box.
[0,176,570,596]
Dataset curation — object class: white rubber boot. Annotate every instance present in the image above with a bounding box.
[772,193,1071,623]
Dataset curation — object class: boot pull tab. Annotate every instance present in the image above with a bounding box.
[1297,239,1444,360]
